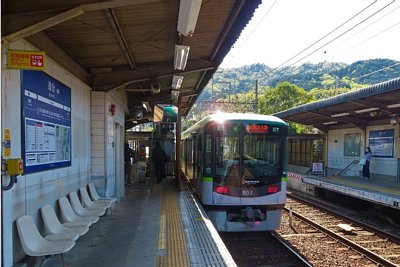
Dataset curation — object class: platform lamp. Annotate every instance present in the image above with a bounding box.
[142,101,152,112]
[171,90,180,102]
[171,75,184,90]
[177,0,202,36]
[174,45,190,70]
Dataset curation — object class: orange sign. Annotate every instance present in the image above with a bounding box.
[7,50,45,70]
[246,124,269,133]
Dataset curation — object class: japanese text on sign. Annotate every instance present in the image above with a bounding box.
[7,50,45,70]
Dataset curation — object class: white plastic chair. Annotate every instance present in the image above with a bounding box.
[58,197,99,246]
[88,183,116,205]
[41,205,89,240]
[16,215,75,267]
[87,183,116,216]
[69,192,105,217]
[58,197,98,226]
[79,187,109,211]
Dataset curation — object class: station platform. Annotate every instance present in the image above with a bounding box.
[287,172,400,210]
[40,177,235,267]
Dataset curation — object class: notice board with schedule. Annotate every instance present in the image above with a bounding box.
[21,70,71,173]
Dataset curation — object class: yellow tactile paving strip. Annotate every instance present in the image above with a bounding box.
[157,183,190,267]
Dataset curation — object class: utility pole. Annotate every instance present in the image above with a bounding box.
[255,79,258,114]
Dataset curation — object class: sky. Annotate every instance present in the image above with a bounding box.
[221,0,400,69]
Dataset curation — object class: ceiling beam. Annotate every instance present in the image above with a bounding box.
[210,0,245,61]
[4,0,160,16]
[3,0,160,43]
[3,7,84,43]
[26,32,92,85]
[348,100,394,115]
[104,9,136,69]
[128,91,172,106]
[306,110,366,130]
[93,61,215,91]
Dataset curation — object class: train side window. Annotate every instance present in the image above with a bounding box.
[204,134,212,175]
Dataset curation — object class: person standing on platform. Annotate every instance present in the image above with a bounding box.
[124,142,134,185]
[362,147,372,179]
[152,141,167,183]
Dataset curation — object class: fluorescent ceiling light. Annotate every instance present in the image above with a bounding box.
[174,45,190,70]
[387,103,400,108]
[355,107,379,113]
[171,90,180,102]
[323,121,338,125]
[172,75,184,89]
[142,101,151,112]
[177,0,202,36]
[331,112,349,118]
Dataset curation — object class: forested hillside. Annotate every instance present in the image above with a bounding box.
[184,58,399,131]
[199,58,399,101]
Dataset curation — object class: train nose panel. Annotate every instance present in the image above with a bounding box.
[227,207,266,222]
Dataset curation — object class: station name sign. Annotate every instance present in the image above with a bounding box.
[7,50,46,70]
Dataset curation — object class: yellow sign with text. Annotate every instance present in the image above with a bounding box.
[7,50,46,70]
[4,129,11,157]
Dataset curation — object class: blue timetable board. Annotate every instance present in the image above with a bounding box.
[21,70,71,173]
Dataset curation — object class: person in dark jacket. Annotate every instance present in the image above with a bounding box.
[124,142,134,185]
[362,146,372,179]
[152,141,167,183]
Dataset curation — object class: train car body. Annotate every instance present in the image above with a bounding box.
[181,113,288,232]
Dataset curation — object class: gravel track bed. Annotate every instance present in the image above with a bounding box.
[286,196,400,265]
[288,191,400,237]
[221,232,309,267]
[278,212,377,266]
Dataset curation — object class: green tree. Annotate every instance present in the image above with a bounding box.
[258,82,314,114]
[258,82,315,134]
[309,87,351,100]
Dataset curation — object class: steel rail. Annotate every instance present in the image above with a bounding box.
[271,231,313,267]
[287,193,400,243]
[283,207,398,267]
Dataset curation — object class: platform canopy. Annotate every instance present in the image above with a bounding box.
[274,78,400,132]
[3,0,261,128]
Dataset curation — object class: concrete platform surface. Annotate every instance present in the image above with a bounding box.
[41,178,161,267]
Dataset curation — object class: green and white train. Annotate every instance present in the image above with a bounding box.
[181,113,288,232]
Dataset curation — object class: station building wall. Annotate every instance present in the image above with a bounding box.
[1,40,126,265]
[91,91,126,200]
[326,124,399,180]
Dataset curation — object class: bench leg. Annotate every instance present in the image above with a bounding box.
[60,254,66,267]
[97,220,102,236]
[90,227,95,246]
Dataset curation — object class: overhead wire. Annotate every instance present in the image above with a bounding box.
[222,0,278,67]
[350,19,400,49]
[235,0,278,51]
[268,0,378,73]
[336,3,400,45]
[353,61,400,80]
[270,0,396,79]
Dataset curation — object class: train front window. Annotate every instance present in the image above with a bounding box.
[216,123,240,177]
[243,133,281,177]
[215,122,283,182]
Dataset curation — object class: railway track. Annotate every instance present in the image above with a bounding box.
[282,193,400,266]
[220,231,312,267]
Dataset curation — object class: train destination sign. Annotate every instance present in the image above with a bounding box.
[7,50,46,70]
[246,124,269,133]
